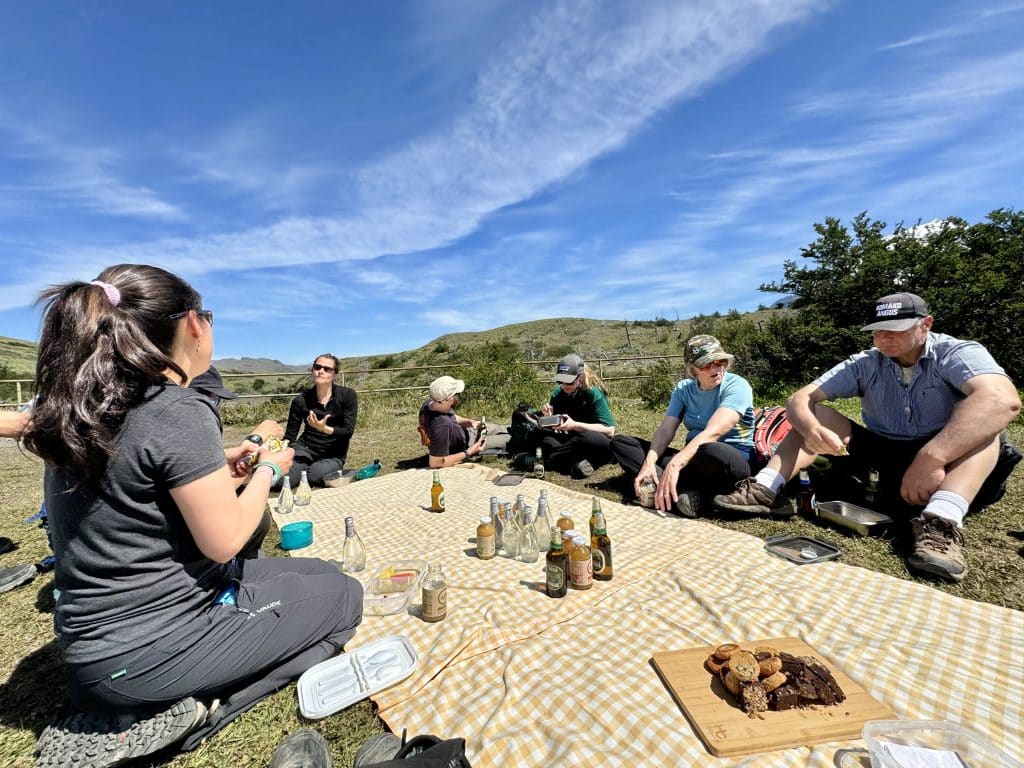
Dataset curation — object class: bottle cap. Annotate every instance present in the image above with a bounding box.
[559,511,572,519]
[572,535,587,545]
[480,516,492,524]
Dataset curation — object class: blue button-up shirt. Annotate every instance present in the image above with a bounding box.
[812,332,1007,440]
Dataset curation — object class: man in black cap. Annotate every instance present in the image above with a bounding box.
[715,292,1021,582]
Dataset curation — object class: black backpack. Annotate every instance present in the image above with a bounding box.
[507,402,541,455]
[361,735,472,768]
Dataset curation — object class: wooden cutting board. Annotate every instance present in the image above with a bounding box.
[651,636,893,757]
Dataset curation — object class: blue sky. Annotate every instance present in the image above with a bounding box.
[1,1,1021,364]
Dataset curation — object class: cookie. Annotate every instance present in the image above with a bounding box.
[761,670,787,693]
[712,643,740,662]
[728,650,760,683]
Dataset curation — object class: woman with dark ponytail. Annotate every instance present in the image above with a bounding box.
[26,265,363,761]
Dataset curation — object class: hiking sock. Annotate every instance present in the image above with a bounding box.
[923,490,968,527]
[753,467,786,495]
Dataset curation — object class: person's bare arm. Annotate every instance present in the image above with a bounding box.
[0,410,29,439]
[172,446,294,563]
[786,383,847,455]
[655,408,740,510]
[902,374,1021,504]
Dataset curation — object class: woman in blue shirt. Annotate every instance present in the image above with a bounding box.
[610,335,755,517]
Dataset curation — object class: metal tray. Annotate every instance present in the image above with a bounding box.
[764,534,840,564]
[815,500,892,536]
[494,472,525,486]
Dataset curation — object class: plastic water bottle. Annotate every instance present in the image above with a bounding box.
[294,471,313,506]
[355,459,382,481]
[278,477,294,514]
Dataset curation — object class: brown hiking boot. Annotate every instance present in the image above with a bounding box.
[713,478,796,518]
[907,516,966,582]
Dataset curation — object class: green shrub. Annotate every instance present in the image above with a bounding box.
[637,359,675,410]
[455,340,548,416]
[220,398,290,427]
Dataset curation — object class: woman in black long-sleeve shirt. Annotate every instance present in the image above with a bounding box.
[283,354,358,486]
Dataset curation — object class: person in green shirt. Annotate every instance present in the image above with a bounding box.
[533,354,616,478]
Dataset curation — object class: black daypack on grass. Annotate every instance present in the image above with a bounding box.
[507,402,541,455]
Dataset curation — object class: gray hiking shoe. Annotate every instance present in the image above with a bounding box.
[907,516,966,582]
[714,478,796,518]
[35,698,207,768]
[269,729,332,768]
[674,489,702,519]
[572,459,594,479]
[353,732,402,766]
[0,563,37,593]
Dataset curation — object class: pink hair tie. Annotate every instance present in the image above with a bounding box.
[90,280,121,307]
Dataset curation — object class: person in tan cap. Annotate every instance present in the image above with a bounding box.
[715,292,1021,583]
[419,375,508,468]
[611,335,756,516]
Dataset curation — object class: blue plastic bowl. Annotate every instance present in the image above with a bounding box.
[280,521,313,550]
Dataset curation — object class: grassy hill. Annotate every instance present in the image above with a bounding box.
[1,310,791,402]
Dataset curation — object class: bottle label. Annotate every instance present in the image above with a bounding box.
[546,563,565,592]
[432,490,445,512]
[592,548,605,573]
[569,555,593,587]
[477,533,495,559]
[423,585,446,620]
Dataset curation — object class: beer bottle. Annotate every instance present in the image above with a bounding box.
[864,468,880,508]
[568,535,593,590]
[422,563,447,622]
[430,470,445,513]
[476,515,496,560]
[545,529,568,598]
[534,447,545,479]
[591,511,613,581]
[589,496,602,537]
[797,469,816,516]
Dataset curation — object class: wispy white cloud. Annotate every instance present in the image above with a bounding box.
[0,115,183,221]
[0,0,828,313]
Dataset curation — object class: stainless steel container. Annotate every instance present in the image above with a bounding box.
[815,500,892,536]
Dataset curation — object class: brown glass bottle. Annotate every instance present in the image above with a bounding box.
[589,496,602,537]
[591,511,613,581]
[430,470,445,513]
[545,530,568,598]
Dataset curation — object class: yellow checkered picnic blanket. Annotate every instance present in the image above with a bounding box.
[271,465,1024,767]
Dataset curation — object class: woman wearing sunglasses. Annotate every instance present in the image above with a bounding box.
[282,353,358,487]
[610,334,756,517]
[25,265,363,758]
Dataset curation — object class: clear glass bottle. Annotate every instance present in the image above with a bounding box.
[513,494,526,526]
[476,515,496,560]
[518,508,540,563]
[496,502,511,557]
[502,506,521,559]
[277,476,294,514]
[569,534,593,590]
[422,562,447,622]
[340,516,366,572]
[534,496,551,552]
[294,470,313,506]
[534,447,545,479]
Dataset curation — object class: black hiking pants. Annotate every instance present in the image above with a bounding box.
[611,435,752,497]
[66,557,363,750]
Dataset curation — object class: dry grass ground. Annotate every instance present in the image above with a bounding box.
[1,388,1021,766]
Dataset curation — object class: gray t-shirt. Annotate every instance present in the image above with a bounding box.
[46,383,229,664]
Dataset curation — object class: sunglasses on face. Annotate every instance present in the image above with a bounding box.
[168,309,214,327]
[697,359,727,371]
[312,364,336,373]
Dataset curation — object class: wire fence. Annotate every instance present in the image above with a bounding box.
[0,354,686,409]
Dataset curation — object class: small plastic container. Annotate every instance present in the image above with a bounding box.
[863,720,1022,768]
[280,521,313,550]
[297,634,417,719]
[362,560,427,616]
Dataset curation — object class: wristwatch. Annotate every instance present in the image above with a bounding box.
[245,433,264,446]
